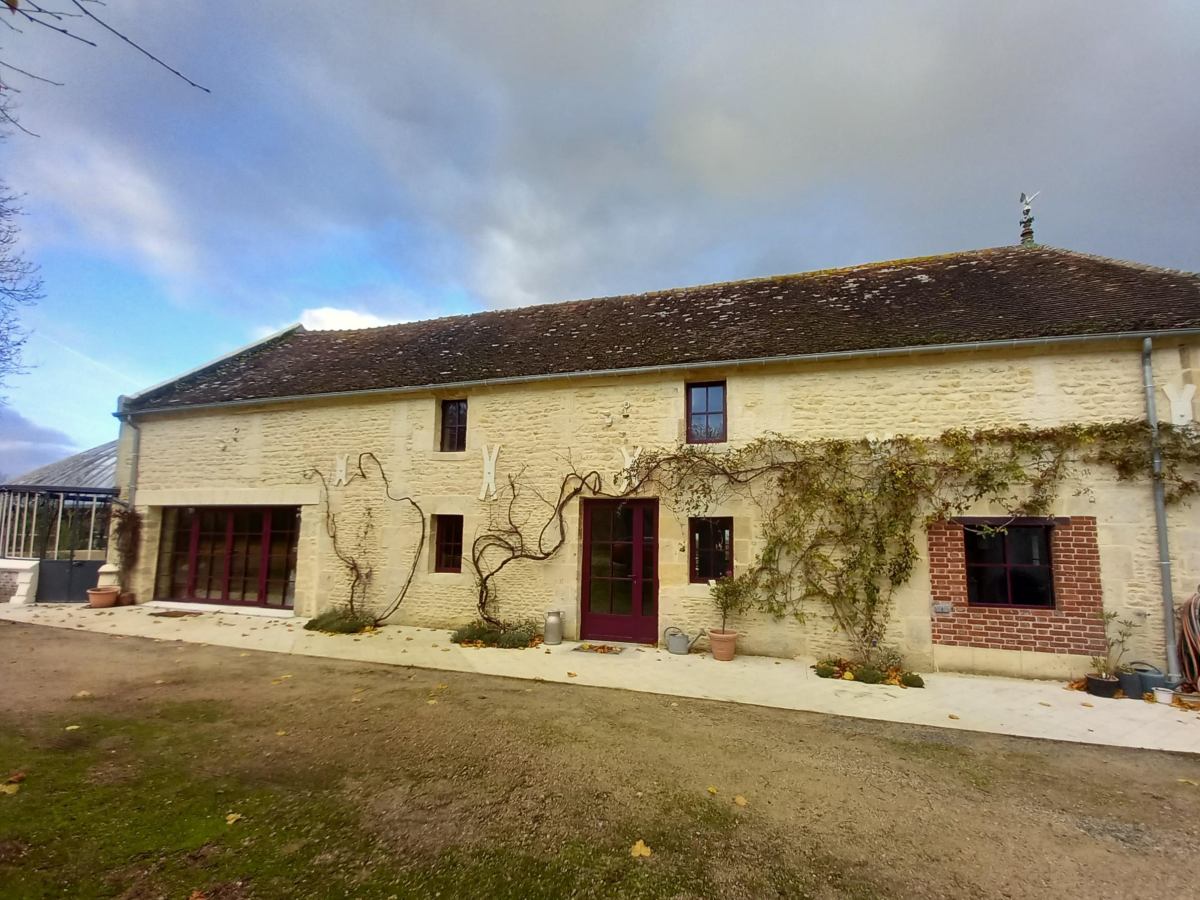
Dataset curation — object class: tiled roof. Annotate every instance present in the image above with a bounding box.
[125,246,1200,413]
[5,441,118,491]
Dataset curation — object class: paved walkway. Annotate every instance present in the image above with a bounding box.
[3,603,1198,754]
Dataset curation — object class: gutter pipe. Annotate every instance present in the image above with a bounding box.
[1141,338,1182,686]
[116,395,142,510]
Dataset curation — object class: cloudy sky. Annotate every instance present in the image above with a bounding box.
[1,1,1198,476]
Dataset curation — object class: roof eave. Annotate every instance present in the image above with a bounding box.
[117,323,304,415]
[118,326,1200,418]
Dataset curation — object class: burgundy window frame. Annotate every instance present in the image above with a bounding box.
[440,399,468,452]
[961,519,1056,609]
[688,516,734,583]
[580,499,659,643]
[434,514,464,573]
[156,506,299,608]
[686,381,727,444]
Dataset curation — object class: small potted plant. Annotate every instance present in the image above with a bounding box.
[1086,611,1137,699]
[708,574,753,661]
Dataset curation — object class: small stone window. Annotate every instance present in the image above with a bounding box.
[686,381,727,444]
[689,516,733,582]
[439,399,468,452]
[434,514,464,573]
[964,522,1054,608]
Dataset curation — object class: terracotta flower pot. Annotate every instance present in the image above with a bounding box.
[708,628,738,661]
[86,587,120,609]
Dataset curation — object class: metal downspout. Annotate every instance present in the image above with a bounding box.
[1142,338,1182,685]
[117,396,142,509]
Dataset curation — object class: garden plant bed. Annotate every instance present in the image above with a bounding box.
[813,657,925,688]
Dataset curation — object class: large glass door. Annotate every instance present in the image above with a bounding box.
[581,499,658,643]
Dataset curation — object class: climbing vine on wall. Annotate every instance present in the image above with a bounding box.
[305,452,426,627]
[471,466,602,628]
[111,505,142,595]
[616,420,1200,659]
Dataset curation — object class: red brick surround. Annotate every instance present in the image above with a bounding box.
[928,517,1106,655]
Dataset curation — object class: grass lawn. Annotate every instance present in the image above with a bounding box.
[2,621,1200,899]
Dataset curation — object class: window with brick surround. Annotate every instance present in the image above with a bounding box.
[439,399,467,452]
[434,514,464,573]
[689,517,733,582]
[686,381,727,443]
[964,523,1054,608]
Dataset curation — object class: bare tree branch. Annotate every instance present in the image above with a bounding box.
[68,0,209,92]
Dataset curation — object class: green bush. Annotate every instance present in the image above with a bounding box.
[900,672,925,688]
[854,665,884,684]
[451,619,540,649]
[813,664,836,679]
[451,621,499,644]
[304,609,376,634]
[870,644,905,671]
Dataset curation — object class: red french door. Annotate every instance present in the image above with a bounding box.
[581,499,658,643]
[154,506,299,608]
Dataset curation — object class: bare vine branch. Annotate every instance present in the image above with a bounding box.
[471,468,602,628]
[304,452,426,626]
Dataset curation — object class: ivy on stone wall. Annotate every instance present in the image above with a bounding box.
[619,420,1200,659]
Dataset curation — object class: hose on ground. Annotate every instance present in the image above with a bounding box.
[1179,587,1200,692]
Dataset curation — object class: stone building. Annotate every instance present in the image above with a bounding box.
[110,245,1200,678]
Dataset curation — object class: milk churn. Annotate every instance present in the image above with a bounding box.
[543,610,564,645]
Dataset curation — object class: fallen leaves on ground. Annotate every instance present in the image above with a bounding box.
[64,725,81,731]
[71,691,94,700]
[706,786,718,795]
[1177,778,1199,786]
[733,795,748,807]
[947,714,960,720]
[567,672,578,678]
[225,813,243,826]
[275,730,288,736]
[1081,702,1094,708]
[1064,678,1086,692]
[629,839,652,859]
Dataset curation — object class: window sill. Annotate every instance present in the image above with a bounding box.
[966,603,1057,612]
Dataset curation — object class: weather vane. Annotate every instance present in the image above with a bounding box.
[1019,191,1040,246]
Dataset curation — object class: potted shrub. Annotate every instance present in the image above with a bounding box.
[1086,611,1137,699]
[708,574,753,661]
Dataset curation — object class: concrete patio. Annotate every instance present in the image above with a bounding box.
[3,602,1198,754]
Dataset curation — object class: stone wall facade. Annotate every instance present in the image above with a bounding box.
[113,337,1200,678]
[0,569,16,603]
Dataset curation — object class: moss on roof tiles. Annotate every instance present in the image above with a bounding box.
[126,245,1200,412]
